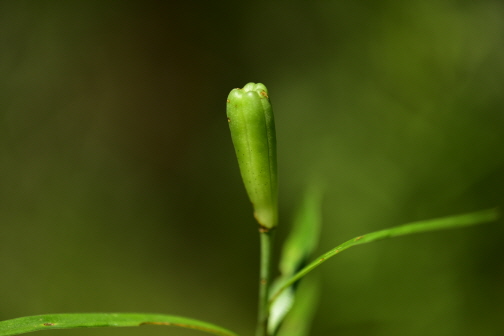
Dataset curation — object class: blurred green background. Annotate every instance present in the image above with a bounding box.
[1,1,503,335]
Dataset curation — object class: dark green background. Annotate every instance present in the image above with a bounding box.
[1,1,503,335]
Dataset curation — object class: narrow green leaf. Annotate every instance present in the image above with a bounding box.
[269,208,499,305]
[275,276,320,336]
[279,184,322,276]
[268,185,323,334]
[0,313,239,336]
[268,284,295,335]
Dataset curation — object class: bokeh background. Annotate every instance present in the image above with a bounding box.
[1,1,503,336]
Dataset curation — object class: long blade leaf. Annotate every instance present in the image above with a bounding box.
[0,313,239,336]
[278,184,322,276]
[275,276,320,336]
[269,208,499,305]
[269,184,322,334]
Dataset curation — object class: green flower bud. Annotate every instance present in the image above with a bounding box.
[226,83,278,230]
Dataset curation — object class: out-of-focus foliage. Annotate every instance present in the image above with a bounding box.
[269,184,322,335]
[1,1,503,336]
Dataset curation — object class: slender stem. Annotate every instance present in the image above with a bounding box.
[256,229,274,336]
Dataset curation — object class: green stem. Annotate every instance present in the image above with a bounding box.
[256,229,274,336]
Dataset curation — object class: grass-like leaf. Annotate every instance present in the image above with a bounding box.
[269,208,499,306]
[268,185,322,334]
[278,184,322,276]
[275,276,320,336]
[0,313,239,336]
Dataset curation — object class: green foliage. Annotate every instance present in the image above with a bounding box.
[0,79,499,336]
[0,313,238,336]
[275,277,320,336]
[269,184,322,335]
[0,205,496,336]
[270,208,499,306]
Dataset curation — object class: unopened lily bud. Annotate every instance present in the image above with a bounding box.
[226,83,278,230]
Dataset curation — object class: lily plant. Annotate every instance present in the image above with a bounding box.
[0,83,498,336]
